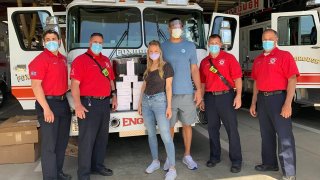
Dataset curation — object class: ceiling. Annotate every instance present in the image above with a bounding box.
[0,0,247,21]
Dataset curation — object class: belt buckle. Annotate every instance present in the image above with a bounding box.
[61,96,65,100]
[99,96,105,100]
[263,92,269,96]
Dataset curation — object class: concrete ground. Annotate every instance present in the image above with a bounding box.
[0,97,320,180]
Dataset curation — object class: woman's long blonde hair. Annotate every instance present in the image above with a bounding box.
[144,40,166,79]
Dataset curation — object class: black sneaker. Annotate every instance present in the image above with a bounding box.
[255,164,279,171]
[206,159,221,168]
[230,165,241,173]
[91,167,113,176]
[58,172,72,180]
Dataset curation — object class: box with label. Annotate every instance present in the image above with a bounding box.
[123,75,138,82]
[117,95,132,103]
[116,81,131,89]
[117,88,132,96]
[117,103,131,111]
[133,81,144,90]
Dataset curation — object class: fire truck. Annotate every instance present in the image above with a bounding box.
[238,0,320,115]
[0,22,9,107]
[7,0,239,136]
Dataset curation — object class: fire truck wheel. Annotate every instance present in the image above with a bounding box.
[0,86,6,107]
[291,102,301,118]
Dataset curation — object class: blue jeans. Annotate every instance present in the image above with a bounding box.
[142,92,175,167]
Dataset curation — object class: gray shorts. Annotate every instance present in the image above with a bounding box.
[170,94,197,127]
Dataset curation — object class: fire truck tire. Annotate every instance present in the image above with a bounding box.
[291,102,301,118]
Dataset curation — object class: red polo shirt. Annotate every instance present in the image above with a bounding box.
[28,49,68,95]
[252,48,300,91]
[200,51,242,92]
[70,49,115,96]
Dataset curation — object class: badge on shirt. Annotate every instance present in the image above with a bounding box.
[219,59,225,65]
[102,68,109,77]
[181,49,186,53]
[269,58,277,64]
[209,66,218,73]
[30,71,37,76]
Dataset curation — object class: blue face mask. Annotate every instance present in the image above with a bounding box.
[209,45,220,54]
[45,41,59,52]
[262,40,275,51]
[91,43,103,55]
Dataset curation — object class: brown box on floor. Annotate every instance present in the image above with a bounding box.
[0,116,40,164]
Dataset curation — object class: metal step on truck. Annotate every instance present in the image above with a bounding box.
[7,0,239,137]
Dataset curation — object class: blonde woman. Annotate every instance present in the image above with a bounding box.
[138,40,176,180]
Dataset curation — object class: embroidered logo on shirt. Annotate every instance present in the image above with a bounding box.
[269,58,277,64]
[70,68,75,76]
[219,59,225,65]
[30,71,37,76]
[181,49,186,53]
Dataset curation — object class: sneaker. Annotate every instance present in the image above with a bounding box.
[282,176,296,180]
[182,155,198,170]
[145,160,160,174]
[163,158,170,171]
[165,169,177,180]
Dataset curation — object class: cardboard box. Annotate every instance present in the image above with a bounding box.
[117,103,131,111]
[117,88,132,96]
[0,116,39,146]
[0,143,40,164]
[123,75,138,82]
[116,81,131,89]
[118,95,132,103]
[133,81,143,89]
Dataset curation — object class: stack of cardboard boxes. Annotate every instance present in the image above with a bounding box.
[0,116,40,164]
[116,59,144,111]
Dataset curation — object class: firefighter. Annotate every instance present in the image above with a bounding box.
[250,29,299,180]
[29,29,72,180]
[199,34,243,173]
[161,17,202,170]
[70,33,117,180]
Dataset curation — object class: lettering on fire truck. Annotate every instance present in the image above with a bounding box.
[123,117,144,127]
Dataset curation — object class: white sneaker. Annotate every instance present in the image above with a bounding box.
[182,155,198,170]
[145,160,160,174]
[165,169,177,180]
[163,158,170,171]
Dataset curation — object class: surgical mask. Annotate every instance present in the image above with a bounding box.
[209,45,220,54]
[149,53,160,61]
[171,28,183,39]
[262,40,275,51]
[45,41,59,52]
[91,43,103,55]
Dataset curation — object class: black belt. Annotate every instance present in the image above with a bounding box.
[206,90,230,96]
[45,94,66,101]
[81,96,109,100]
[258,90,285,96]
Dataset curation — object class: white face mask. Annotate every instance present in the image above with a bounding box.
[171,28,183,39]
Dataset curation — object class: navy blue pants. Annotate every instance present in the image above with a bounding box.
[77,98,110,180]
[36,99,71,180]
[204,91,242,165]
[257,92,296,176]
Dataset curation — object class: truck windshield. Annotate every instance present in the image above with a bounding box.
[143,8,205,49]
[67,6,142,51]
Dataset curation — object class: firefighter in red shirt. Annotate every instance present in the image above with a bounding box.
[250,29,299,180]
[29,29,71,180]
[199,34,242,173]
[70,33,117,180]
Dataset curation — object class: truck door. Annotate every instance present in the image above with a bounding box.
[208,13,239,61]
[7,7,65,110]
[272,11,320,106]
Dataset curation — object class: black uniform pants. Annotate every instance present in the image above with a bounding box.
[204,91,242,165]
[77,98,110,180]
[35,99,71,180]
[257,92,296,176]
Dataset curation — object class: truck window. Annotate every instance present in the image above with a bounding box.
[143,8,205,49]
[211,16,237,50]
[277,15,317,46]
[12,11,50,51]
[68,6,142,51]
[249,28,263,51]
